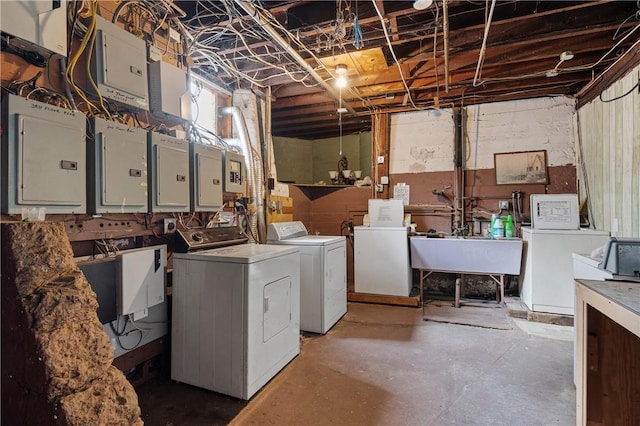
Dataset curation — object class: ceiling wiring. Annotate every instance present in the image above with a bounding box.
[472,0,497,87]
[371,0,417,109]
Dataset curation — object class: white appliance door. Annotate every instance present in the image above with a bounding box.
[354,227,411,296]
[323,240,347,333]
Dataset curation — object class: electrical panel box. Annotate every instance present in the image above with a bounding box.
[148,60,191,122]
[190,143,223,211]
[117,245,166,317]
[0,0,67,57]
[223,150,246,194]
[1,94,86,214]
[148,132,190,212]
[90,16,149,110]
[88,117,148,213]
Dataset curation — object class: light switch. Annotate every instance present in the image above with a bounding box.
[381,176,389,185]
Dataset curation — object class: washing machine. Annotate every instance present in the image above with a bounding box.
[171,227,300,400]
[267,221,346,334]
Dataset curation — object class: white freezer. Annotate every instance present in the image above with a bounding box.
[520,227,609,315]
[354,226,411,297]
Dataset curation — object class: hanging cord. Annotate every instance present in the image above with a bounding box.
[352,0,364,49]
[599,78,640,103]
[339,86,344,155]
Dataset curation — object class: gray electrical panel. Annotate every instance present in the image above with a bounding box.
[1,94,86,214]
[223,150,246,194]
[90,16,149,110]
[88,117,148,213]
[190,143,223,211]
[148,61,191,122]
[148,132,190,212]
[0,0,67,57]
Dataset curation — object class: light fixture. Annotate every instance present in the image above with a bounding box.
[560,51,574,61]
[335,63,348,75]
[546,51,575,78]
[413,0,434,10]
[335,63,348,88]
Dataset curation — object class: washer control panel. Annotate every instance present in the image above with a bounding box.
[175,227,248,252]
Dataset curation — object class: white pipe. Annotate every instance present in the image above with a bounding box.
[220,106,266,242]
[472,0,497,87]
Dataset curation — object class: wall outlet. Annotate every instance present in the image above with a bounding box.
[377,155,385,164]
[499,200,510,210]
[163,218,177,234]
[375,184,383,193]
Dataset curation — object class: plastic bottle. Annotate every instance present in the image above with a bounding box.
[492,215,504,239]
[505,215,514,238]
[490,214,498,239]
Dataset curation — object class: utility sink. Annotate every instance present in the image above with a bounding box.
[409,236,523,275]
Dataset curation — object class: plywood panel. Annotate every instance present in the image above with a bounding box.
[577,64,640,237]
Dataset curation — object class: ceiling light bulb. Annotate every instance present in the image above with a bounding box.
[560,51,574,61]
[545,70,559,78]
[335,64,348,75]
[413,0,434,10]
[336,76,347,88]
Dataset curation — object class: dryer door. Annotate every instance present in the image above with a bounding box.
[263,277,292,342]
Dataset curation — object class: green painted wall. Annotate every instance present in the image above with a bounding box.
[273,132,372,184]
[272,136,312,184]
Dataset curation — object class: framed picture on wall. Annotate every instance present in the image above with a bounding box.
[494,150,548,185]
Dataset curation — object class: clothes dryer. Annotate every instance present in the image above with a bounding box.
[172,228,300,400]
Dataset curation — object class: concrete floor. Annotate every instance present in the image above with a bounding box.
[137,302,575,425]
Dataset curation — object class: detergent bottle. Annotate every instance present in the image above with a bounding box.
[492,215,504,239]
[505,215,514,238]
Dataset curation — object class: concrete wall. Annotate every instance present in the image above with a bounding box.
[388,97,578,231]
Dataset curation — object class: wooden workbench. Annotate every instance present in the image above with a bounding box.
[575,279,640,425]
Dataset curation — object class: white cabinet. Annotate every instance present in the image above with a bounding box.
[520,227,609,315]
[354,226,411,297]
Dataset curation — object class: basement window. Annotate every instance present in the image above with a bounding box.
[190,77,217,136]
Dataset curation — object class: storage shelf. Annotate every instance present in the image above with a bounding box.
[292,184,355,200]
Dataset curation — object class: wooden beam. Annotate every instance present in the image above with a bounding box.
[576,38,640,107]
[347,292,421,308]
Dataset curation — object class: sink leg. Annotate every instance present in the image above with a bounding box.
[455,277,462,308]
